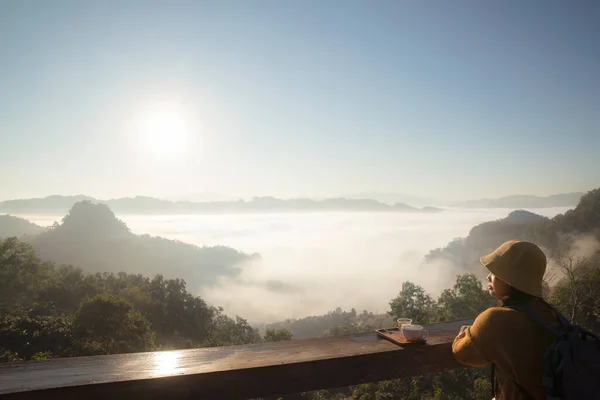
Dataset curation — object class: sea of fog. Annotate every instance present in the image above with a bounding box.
[21,207,570,324]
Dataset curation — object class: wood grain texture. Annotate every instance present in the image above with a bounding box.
[0,319,473,400]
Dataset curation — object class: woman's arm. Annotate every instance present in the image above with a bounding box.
[451,307,503,368]
[452,325,488,367]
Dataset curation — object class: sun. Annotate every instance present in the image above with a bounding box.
[138,110,189,158]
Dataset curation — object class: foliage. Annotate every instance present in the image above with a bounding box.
[388,273,496,325]
[264,328,293,342]
[549,188,600,236]
[436,274,496,322]
[0,350,21,362]
[0,307,73,360]
[300,368,492,400]
[389,282,437,324]
[0,237,44,311]
[72,295,155,355]
[30,351,53,361]
[266,307,373,339]
[207,309,261,346]
[549,250,600,333]
[0,237,262,360]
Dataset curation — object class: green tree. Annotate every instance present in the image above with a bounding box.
[437,274,496,322]
[37,264,99,312]
[0,237,44,311]
[550,251,600,333]
[326,323,374,337]
[389,282,437,324]
[208,308,261,346]
[72,295,155,355]
[264,328,293,342]
[142,275,214,347]
[30,351,53,361]
[0,306,73,360]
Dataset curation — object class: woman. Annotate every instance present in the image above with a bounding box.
[452,240,559,400]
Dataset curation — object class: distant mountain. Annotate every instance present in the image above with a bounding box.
[426,209,552,270]
[25,201,257,285]
[454,192,583,209]
[164,192,241,202]
[343,192,440,207]
[0,215,47,238]
[504,209,549,223]
[0,195,95,213]
[0,195,443,215]
[1,192,586,214]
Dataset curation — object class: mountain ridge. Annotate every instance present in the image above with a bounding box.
[453,192,583,208]
[0,190,586,215]
[0,195,443,215]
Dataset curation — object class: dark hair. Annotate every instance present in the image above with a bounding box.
[500,286,540,307]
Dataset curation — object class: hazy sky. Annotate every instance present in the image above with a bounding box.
[1,0,599,201]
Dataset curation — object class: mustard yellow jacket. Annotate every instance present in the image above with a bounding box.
[452,300,559,400]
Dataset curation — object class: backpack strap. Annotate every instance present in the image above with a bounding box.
[501,304,567,399]
[551,308,570,329]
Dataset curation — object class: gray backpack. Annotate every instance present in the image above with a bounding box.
[493,305,600,400]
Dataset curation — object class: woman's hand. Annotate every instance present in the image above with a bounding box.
[456,325,470,340]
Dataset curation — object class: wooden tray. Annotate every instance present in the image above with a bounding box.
[375,327,426,346]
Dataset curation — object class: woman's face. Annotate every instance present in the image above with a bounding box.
[487,273,511,298]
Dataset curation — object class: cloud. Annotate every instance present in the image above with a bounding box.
[17,207,574,324]
[571,234,600,259]
[183,208,571,324]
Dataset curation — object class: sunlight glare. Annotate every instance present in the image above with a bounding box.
[138,110,189,158]
[151,351,181,377]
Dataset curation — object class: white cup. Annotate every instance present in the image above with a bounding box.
[401,324,428,342]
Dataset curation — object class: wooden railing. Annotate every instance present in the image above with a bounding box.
[0,319,472,400]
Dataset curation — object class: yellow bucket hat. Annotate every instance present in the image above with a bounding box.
[480,240,547,297]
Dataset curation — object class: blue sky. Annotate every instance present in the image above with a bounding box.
[1,0,599,201]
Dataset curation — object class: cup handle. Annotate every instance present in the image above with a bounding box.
[422,330,429,340]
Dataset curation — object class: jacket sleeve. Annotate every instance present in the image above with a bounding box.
[451,308,502,367]
[451,326,489,367]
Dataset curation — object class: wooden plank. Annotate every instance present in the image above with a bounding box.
[0,319,472,400]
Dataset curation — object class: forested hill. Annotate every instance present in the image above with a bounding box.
[0,237,284,362]
[0,214,46,238]
[426,188,600,271]
[265,308,394,339]
[25,201,257,285]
